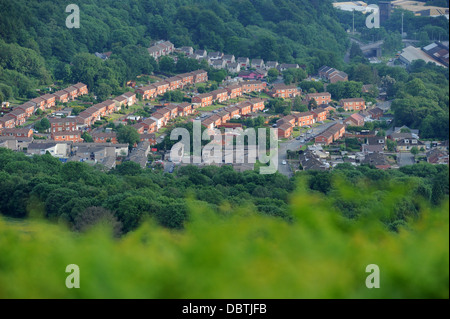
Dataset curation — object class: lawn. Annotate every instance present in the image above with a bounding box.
[199,104,225,112]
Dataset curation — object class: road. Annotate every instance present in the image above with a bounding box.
[277,121,337,177]
[397,152,415,167]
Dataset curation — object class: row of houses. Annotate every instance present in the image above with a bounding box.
[276,108,330,138]
[136,70,208,100]
[148,40,175,59]
[201,99,266,130]
[315,123,347,145]
[0,83,88,130]
[177,46,302,73]
[191,81,267,107]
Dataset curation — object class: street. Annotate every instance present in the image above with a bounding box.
[277,121,337,177]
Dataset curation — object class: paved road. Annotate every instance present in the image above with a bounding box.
[276,121,337,177]
[397,152,415,167]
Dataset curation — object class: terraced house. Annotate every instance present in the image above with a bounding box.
[305,92,332,105]
[269,84,300,99]
[192,93,213,107]
[340,98,366,111]
[49,117,78,133]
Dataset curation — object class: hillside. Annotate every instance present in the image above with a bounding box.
[0,0,348,99]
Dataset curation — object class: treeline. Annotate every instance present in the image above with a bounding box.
[0,148,448,236]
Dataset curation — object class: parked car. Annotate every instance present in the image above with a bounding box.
[282,160,287,165]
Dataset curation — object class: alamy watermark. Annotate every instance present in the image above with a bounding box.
[66,4,80,29]
[365,5,380,29]
[65,264,80,288]
[170,121,279,174]
[365,264,380,288]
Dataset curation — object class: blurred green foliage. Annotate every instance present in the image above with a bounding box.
[0,181,448,298]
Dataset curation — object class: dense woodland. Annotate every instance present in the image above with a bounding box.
[0,148,448,235]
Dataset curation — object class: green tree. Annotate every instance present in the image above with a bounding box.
[117,125,140,148]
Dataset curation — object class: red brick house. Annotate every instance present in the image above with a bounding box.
[9,108,27,126]
[41,94,56,108]
[227,106,240,118]
[236,102,252,116]
[0,115,16,129]
[190,70,208,83]
[102,100,116,115]
[132,123,145,134]
[295,111,315,127]
[140,133,157,145]
[240,81,267,94]
[305,92,332,105]
[92,132,117,144]
[345,113,365,126]
[277,115,296,128]
[64,86,78,100]
[176,73,195,86]
[73,82,88,96]
[166,104,179,119]
[113,95,128,110]
[278,123,293,138]
[311,109,327,122]
[30,96,46,111]
[217,111,231,123]
[166,76,183,90]
[154,81,170,96]
[142,118,157,133]
[226,85,243,99]
[52,130,83,142]
[1,128,33,138]
[17,102,35,118]
[151,112,167,129]
[50,117,78,133]
[136,85,157,100]
[269,84,300,99]
[192,93,213,107]
[77,111,95,127]
[315,131,334,145]
[53,90,70,103]
[248,98,265,112]
[212,89,229,103]
[177,102,193,117]
[340,98,366,111]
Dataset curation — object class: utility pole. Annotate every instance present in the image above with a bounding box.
[352,9,355,35]
[401,12,404,38]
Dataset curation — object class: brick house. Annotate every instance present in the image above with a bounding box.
[240,81,267,94]
[41,94,56,108]
[340,98,366,111]
[345,113,365,126]
[248,98,265,112]
[30,96,46,111]
[0,115,17,129]
[305,92,332,105]
[190,70,208,83]
[92,132,118,144]
[176,73,195,86]
[53,90,70,103]
[217,110,230,123]
[166,104,179,119]
[236,102,252,116]
[76,113,94,127]
[166,76,183,90]
[367,107,383,120]
[277,115,296,127]
[269,84,300,99]
[8,108,27,126]
[238,70,265,81]
[73,82,88,96]
[154,81,170,95]
[1,128,33,138]
[227,106,240,119]
[101,100,116,115]
[311,109,327,122]
[177,102,193,117]
[295,111,315,127]
[212,89,229,103]
[52,130,83,143]
[91,103,107,117]
[192,93,213,107]
[278,123,293,138]
[315,131,334,145]
[17,102,35,118]
[49,117,78,133]
[315,123,345,145]
[64,86,78,100]
[142,118,157,133]
[202,117,215,129]
[226,85,243,99]
[136,85,157,100]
